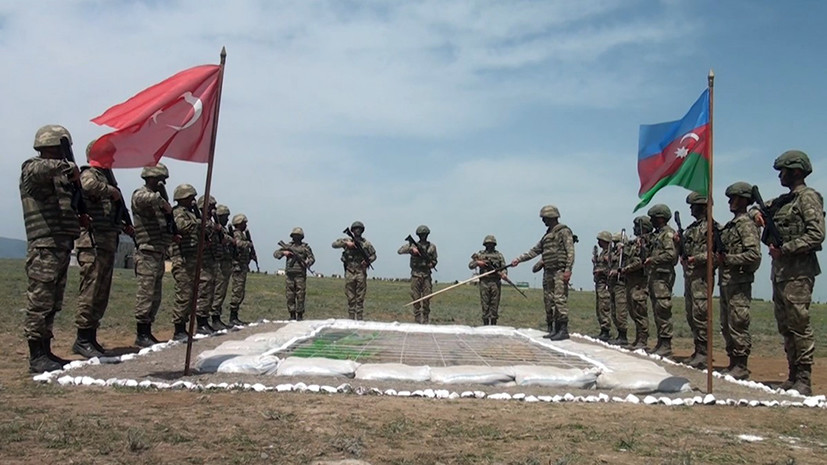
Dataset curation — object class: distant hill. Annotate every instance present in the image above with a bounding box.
[0,237,27,259]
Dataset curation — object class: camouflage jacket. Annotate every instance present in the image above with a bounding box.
[398,240,437,277]
[274,241,315,275]
[170,206,201,259]
[763,184,825,280]
[19,157,80,246]
[516,223,575,272]
[718,212,761,285]
[682,217,721,279]
[646,224,677,276]
[593,246,611,284]
[131,185,173,253]
[233,229,253,266]
[622,235,649,280]
[469,249,506,282]
[332,236,377,273]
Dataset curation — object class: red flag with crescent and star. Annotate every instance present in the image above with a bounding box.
[88,64,221,168]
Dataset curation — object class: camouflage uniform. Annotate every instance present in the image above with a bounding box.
[622,218,651,348]
[229,214,253,324]
[274,228,315,320]
[195,196,219,323]
[592,238,612,337]
[608,234,629,343]
[170,186,201,327]
[398,226,438,324]
[645,204,678,355]
[718,182,762,378]
[20,125,80,372]
[469,235,505,325]
[332,222,377,320]
[210,205,234,324]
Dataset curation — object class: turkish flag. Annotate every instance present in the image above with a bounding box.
[89,64,221,168]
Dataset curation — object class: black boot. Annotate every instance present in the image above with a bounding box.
[482,318,489,326]
[196,316,216,335]
[72,328,104,358]
[135,323,157,348]
[29,339,63,373]
[609,330,628,346]
[289,311,297,321]
[780,364,798,391]
[549,321,569,341]
[596,328,611,342]
[543,321,557,339]
[296,312,304,321]
[42,337,70,367]
[90,328,108,355]
[211,315,232,330]
[229,312,248,326]
[173,323,189,342]
[490,318,497,326]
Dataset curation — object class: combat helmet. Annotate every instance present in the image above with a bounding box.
[231,214,248,225]
[216,205,230,216]
[416,225,430,235]
[773,150,812,176]
[291,227,304,237]
[173,183,197,200]
[686,192,707,205]
[351,221,365,231]
[725,181,753,200]
[633,215,653,232]
[197,195,216,209]
[596,230,612,242]
[539,205,560,219]
[483,235,497,245]
[647,204,671,220]
[33,125,71,149]
[141,163,169,179]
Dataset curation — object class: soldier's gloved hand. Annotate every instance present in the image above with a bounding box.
[108,186,122,202]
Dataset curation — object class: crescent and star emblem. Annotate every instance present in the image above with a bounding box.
[149,91,203,130]
[674,132,700,159]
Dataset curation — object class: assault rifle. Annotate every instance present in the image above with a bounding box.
[246,229,260,272]
[751,185,785,247]
[278,240,315,275]
[101,168,136,245]
[343,227,374,270]
[674,211,687,260]
[59,137,95,248]
[405,234,437,272]
[712,226,727,254]
[479,258,527,299]
[156,183,179,235]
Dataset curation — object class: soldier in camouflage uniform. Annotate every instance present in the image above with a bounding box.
[716,182,762,380]
[680,192,719,369]
[229,214,253,326]
[333,221,377,320]
[274,227,316,321]
[131,163,176,347]
[621,216,652,350]
[511,205,576,340]
[755,151,824,395]
[169,183,202,341]
[398,225,438,324]
[195,195,222,332]
[72,138,134,358]
[469,235,506,325]
[644,204,678,357]
[608,232,630,346]
[592,231,613,341]
[210,204,234,329]
[20,125,81,372]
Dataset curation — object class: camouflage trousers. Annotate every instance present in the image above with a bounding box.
[479,279,501,321]
[24,240,72,341]
[197,260,217,318]
[229,264,249,313]
[171,257,197,325]
[211,259,233,317]
[684,274,710,348]
[410,275,433,322]
[75,236,117,330]
[773,277,815,367]
[610,279,628,333]
[543,269,569,324]
[134,249,166,324]
[648,271,675,340]
[625,275,649,342]
[344,269,367,319]
[285,273,308,316]
[720,282,752,357]
[594,281,611,331]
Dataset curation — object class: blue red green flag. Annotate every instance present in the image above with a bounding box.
[634,89,710,211]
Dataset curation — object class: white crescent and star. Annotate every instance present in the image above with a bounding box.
[674,132,700,159]
[149,91,203,130]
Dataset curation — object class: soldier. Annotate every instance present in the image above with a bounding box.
[228,214,254,326]
[132,163,176,347]
[398,225,438,324]
[274,227,316,321]
[195,195,221,332]
[20,125,81,372]
[754,150,824,395]
[621,216,652,350]
[170,183,203,341]
[680,192,719,369]
[210,204,234,329]
[608,232,630,346]
[511,205,576,340]
[644,204,678,357]
[469,235,506,325]
[592,231,613,341]
[72,139,134,358]
[716,182,761,380]
[332,221,377,320]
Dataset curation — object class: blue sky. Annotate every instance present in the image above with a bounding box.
[1,0,825,301]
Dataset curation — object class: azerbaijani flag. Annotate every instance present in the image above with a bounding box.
[634,89,710,211]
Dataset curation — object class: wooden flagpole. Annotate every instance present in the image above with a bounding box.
[404,267,505,307]
[705,69,715,393]
[184,47,227,376]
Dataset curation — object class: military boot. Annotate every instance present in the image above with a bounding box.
[29,339,63,373]
[229,312,248,326]
[72,328,104,359]
[542,321,556,339]
[90,328,108,355]
[42,337,70,367]
[134,323,157,348]
[348,311,357,320]
[211,315,232,330]
[609,330,628,346]
[628,334,648,351]
[549,321,569,341]
[727,355,750,380]
[780,364,798,391]
[646,339,663,354]
[790,365,812,396]
[422,312,430,324]
[296,312,304,321]
[490,318,497,326]
[173,323,189,342]
[653,338,672,358]
[289,311,297,321]
[482,318,489,326]
[596,328,611,342]
[687,345,708,369]
[196,316,216,335]
[415,313,423,324]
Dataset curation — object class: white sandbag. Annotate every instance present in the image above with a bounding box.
[513,365,599,388]
[429,365,515,385]
[216,355,280,375]
[596,370,688,392]
[275,357,359,377]
[195,352,244,373]
[210,340,272,355]
[355,363,431,382]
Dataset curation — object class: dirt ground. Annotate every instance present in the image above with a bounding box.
[2,325,826,465]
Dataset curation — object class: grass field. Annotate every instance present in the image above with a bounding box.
[1,258,826,464]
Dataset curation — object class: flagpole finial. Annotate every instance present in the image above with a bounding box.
[708,68,715,87]
[220,46,227,62]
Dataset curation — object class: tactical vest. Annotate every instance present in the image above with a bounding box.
[79,167,120,234]
[233,229,252,264]
[472,249,504,281]
[624,236,648,281]
[542,224,574,270]
[408,241,435,275]
[719,213,761,283]
[19,158,80,242]
[282,242,312,274]
[647,225,678,274]
[340,237,372,271]
[593,248,610,284]
[774,188,823,249]
[171,206,199,258]
[131,186,172,252]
